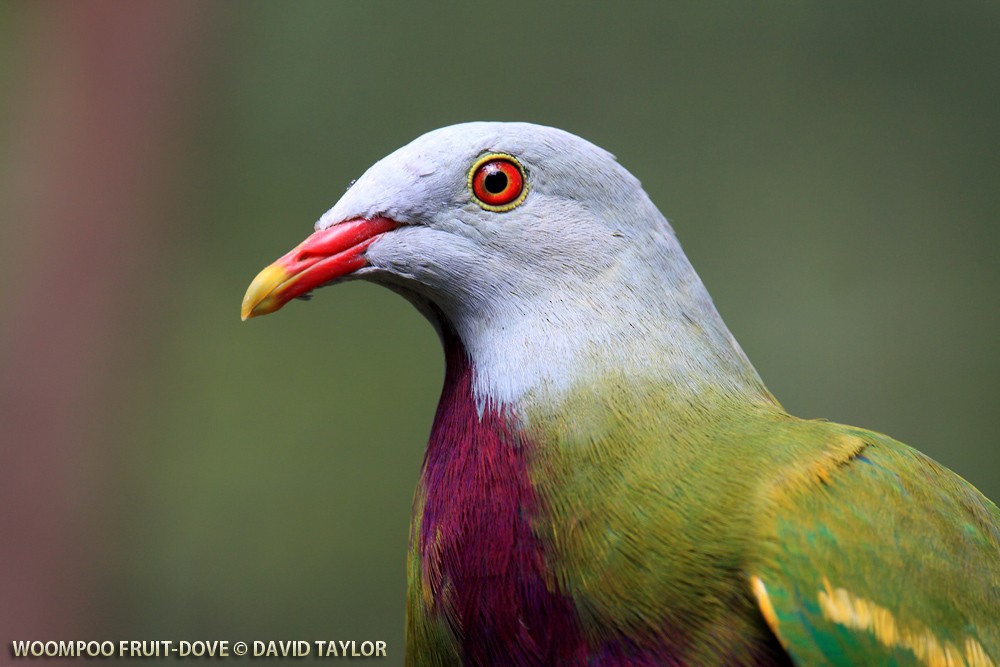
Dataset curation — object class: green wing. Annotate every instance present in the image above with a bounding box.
[751,427,1000,667]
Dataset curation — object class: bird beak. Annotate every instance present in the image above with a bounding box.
[241,216,399,321]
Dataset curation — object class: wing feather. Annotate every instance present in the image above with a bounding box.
[751,429,1000,666]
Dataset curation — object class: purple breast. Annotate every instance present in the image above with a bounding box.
[417,334,586,665]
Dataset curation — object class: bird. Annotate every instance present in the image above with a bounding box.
[242,122,1000,666]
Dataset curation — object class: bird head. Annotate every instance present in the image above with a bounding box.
[242,122,767,406]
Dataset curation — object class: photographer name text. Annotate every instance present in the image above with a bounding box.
[11,640,387,659]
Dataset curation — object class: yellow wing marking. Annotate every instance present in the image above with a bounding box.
[818,577,995,667]
[764,432,868,501]
[750,575,784,646]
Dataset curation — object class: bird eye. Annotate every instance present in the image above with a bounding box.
[469,154,528,212]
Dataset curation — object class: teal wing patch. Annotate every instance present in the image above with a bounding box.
[751,428,1000,666]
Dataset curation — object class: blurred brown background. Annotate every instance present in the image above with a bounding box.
[1,2,997,663]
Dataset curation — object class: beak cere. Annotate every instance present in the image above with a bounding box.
[241,216,399,320]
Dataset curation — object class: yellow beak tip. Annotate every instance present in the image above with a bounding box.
[241,263,293,322]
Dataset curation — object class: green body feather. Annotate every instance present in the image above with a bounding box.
[521,374,1000,665]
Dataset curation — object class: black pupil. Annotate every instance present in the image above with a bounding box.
[484,169,508,194]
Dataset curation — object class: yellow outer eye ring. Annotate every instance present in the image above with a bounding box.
[468,153,529,212]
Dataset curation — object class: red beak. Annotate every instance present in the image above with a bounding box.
[241,217,399,320]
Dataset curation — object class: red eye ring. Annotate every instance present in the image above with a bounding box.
[469,154,528,211]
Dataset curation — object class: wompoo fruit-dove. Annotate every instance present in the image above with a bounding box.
[243,122,1000,666]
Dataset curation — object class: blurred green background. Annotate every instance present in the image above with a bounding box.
[1,2,997,663]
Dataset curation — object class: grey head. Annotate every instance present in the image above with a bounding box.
[247,122,769,408]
